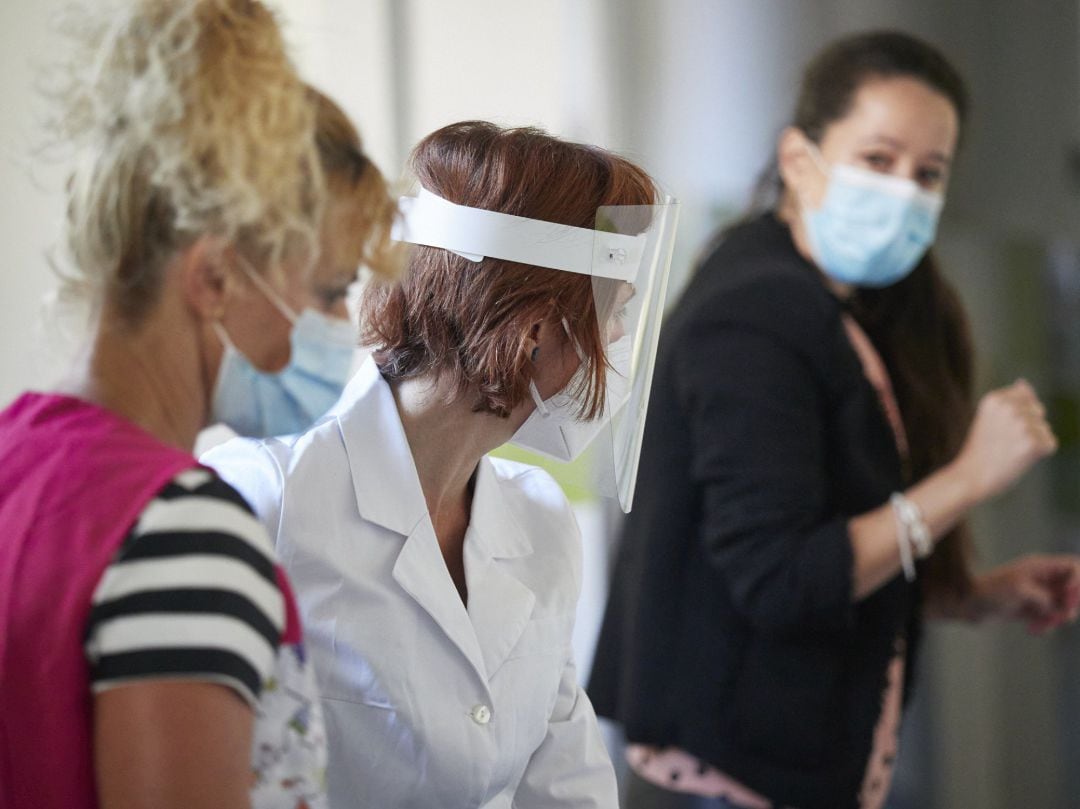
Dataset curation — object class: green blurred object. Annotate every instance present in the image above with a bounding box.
[1048,392,1080,514]
[489,444,598,504]
[1042,241,1080,513]
[1051,393,1080,449]
[1001,241,1049,381]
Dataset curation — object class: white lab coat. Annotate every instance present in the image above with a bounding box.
[203,358,618,809]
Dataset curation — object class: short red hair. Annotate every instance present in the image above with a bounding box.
[360,121,658,418]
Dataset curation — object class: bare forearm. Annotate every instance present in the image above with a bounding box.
[848,459,978,601]
[841,378,1053,603]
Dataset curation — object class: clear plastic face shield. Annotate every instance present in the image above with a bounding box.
[393,188,679,512]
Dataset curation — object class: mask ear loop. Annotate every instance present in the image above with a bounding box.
[211,321,237,351]
[207,320,240,421]
[527,321,567,420]
[234,256,300,325]
[528,380,551,418]
[529,318,587,419]
[561,317,587,361]
[211,259,293,367]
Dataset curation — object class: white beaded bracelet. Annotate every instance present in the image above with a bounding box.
[890,492,933,559]
[890,493,917,582]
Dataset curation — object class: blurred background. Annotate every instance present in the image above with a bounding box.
[2,1,1079,806]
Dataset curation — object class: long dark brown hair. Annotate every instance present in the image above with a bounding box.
[754,31,976,598]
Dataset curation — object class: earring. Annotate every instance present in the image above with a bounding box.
[531,347,540,362]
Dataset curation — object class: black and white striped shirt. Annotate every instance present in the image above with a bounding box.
[84,467,285,707]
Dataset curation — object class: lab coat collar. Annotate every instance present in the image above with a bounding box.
[463,462,536,676]
[468,458,533,561]
[333,358,533,561]
[332,358,427,537]
[333,359,538,683]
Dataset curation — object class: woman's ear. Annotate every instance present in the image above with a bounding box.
[524,321,542,364]
[777,126,814,193]
[180,237,231,322]
[778,126,830,214]
[529,319,571,363]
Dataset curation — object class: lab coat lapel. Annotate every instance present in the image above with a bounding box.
[334,359,425,537]
[391,521,490,684]
[336,359,490,684]
[465,458,536,679]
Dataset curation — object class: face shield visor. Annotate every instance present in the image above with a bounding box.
[392,187,679,512]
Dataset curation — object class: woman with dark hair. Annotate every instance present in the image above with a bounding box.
[205,121,678,808]
[588,30,1080,809]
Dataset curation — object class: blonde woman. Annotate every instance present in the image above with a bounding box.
[213,86,401,438]
[0,3,395,808]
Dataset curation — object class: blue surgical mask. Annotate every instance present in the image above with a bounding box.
[211,264,357,438]
[802,146,944,288]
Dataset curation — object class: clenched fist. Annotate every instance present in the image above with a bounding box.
[953,379,1057,502]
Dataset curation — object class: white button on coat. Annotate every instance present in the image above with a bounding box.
[471,704,492,725]
[204,358,618,809]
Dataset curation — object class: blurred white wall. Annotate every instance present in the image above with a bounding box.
[0,2,74,405]
[277,0,399,172]
[284,0,621,172]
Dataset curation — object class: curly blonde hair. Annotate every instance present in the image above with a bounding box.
[51,0,323,321]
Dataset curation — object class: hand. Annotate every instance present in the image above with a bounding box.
[970,555,1080,633]
[953,380,1057,502]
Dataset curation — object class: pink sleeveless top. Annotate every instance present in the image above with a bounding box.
[0,394,197,809]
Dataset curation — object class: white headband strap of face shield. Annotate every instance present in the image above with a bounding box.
[391,187,645,282]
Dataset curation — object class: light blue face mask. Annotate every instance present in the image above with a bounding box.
[802,145,945,288]
[211,263,357,438]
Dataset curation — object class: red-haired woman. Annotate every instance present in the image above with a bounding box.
[205,121,676,808]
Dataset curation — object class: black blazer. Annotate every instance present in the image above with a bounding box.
[588,214,919,809]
